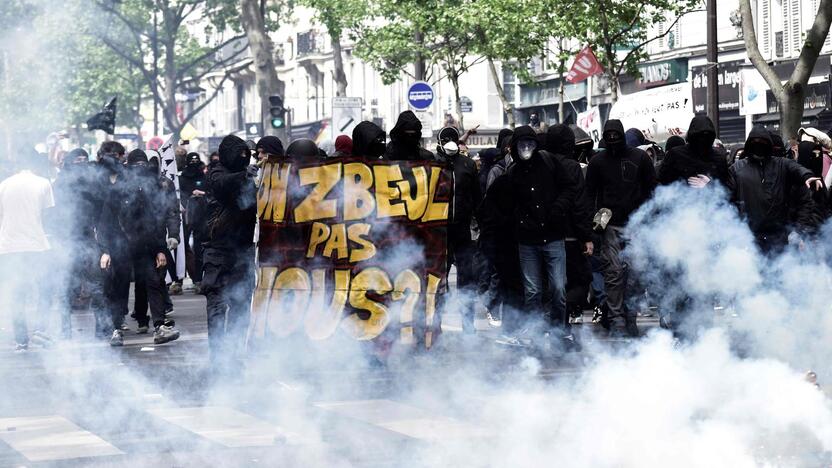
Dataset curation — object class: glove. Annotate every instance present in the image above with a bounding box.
[246,164,260,179]
[167,237,179,250]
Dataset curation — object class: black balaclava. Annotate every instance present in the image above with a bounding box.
[63,148,89,173]
[665,135,686,153]
[352,121,387,158]
[286,139,320,162]
[545,124,576,160]
[389,110,424,157]
[256,136,285,157]
[186,152,201,166]
[769,131,786,157]
[437,126,461,159]
[744,126,774,161]
[686,115,717,156]
[218,134,251,172]
[148,156,160,175]
[602,119,626,156]
[797,141,824,177]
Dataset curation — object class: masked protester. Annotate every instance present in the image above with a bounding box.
[485,128,515,190]
[255,136,285,161]
[286,139,321,162]
[203,134,258,376]
[147,153,180,314]
[502,125,578,349]
[118,150,180,344]
[179,152,208,290]
[730,126,820,253]
[586,119,657,337]
[351,121,386,159]
[0,150,55,350]
[658,116,731,188]
[770,132,787,158]
[433,127,481,333]
[545,125,594,327]
[795,141,832,229]
[208,151,220,168]
[385,111,435,161]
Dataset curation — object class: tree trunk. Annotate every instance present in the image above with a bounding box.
[240,0,285,137]
[449,70,464,131]
[414,30,426,81]
[330,32,348,96]
[781,82,805,142]
[558,79,565,123]
[487,58,515,128]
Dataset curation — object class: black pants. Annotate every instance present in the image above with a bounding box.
[202,246,255,368]
[184,224,204,283]
[441,230,476,332]
[97,249,131,333]
[132,252,168,328]
[565,240,592,320]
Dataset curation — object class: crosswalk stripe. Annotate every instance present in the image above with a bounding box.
[0,415,123,462]
[146,406,299,448]
[314,399,487,441]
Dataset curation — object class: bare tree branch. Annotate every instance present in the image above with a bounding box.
[615,9,703,77]
[791,0,832,85]
[739,0,784,100]
[177,63,249,131]
[176,34,248,80]
[608,1,647,45]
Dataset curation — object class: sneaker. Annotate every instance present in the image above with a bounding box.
[14,342,28,353]
[486,311,502,328]
[110,330,124,347]
[562,334,582,353]
[570,314,584,324]
[154,324,180,344]
[136,325,149,335]
[169,283,183,295]
[119,323,130,332]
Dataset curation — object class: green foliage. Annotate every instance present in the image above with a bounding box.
[298,0,364,38]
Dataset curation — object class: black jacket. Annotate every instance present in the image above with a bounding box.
[585,120,657,227]
[437,151,480,231]
[384,111,435,161]
[545,124,593,242]
[50,163,97,242]
[658,116,731,188]
[179,163,206,204]
[206,135,257,250]
[506,125,577,245]
[352,121,386,158]
[730,127,815,236]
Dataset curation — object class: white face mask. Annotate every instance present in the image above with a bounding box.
[442,141,459,156]
[517,140,536,160]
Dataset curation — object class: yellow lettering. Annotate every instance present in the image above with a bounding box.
[322,223,349,260]
[392,270,421,344]
[397,166,429,221]
[305,269,351,340]
[249,266,278,339]
[421,167,449,222]
[347,223,376,263]
[257,162,291,222]
[424,274,441,349]
[343,163,376,221]
[344,267,392,340]
[306,222,331,258]
[267,267,311,337]
[373,165,407,218]
[294,163,341,222]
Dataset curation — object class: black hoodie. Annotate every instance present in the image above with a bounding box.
[352,121,386,158]
[585,119,656,227]
[793,141,832,229]
[505,125,577,244]
[658,115,731,188]
[545,125,593,242]
[206,134,257,249]
[729,126,815,237]
[385,111,435,161]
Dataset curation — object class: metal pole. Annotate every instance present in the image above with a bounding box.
[706,0,719,136]
[152,11,159,136]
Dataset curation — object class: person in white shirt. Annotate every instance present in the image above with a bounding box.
[0,153,55,351]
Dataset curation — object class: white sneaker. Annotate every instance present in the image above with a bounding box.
[110,330,124,347]
[154,324,180,344]
[486,312,502,328]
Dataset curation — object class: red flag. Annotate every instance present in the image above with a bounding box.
[565,46,604,83]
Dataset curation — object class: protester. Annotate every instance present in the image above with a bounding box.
[486,129,514,189]
[352,121,387,159]
[586,119,656,337]
[795,141,832,228]
[332,135,353,158]
[664,135,686,154]
[503,125,578,349]
[179,152,207,290]
[729,126,820,253]
[435,127,480,333]
[385,111,434,161]
[286,139,321,161]
[658,115,731,188]
[203,134,258,375]
[0,151,55,350]
[544,125,594,326]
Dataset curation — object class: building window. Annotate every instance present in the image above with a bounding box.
[503,67,516,103]
[775,31,784,57]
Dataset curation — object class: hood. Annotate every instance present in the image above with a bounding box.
[510,125,538,162]
[334,135,353,155]
[603,119,625,140]
[352,121,386,157]
[496,129,514,152]
[769,131,786,157]
[126,149,148,165]
[218,134,250,172]
[625,128,647,147]
[744,125,774,159]
[797,141,824,177]
[255,136,285,157]
[478,148,501,167]
[389,110,422,142]
[286,139,320,162]
[687,115,716,138]
[569,125,592,147]
[603,119,626,155]
[545,124,576,159]
[438,126,460,144]
[665,135,686,152]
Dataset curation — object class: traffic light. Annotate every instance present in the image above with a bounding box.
[269,95,285,129]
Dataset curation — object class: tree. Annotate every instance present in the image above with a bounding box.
[565,0,697,102]
[298,0,366,97]
[91,0,249,138]
[740,0,832,141]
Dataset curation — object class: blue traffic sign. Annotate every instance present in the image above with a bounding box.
[407,81,434,110]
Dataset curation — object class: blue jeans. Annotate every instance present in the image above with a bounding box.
[518,240,567,333]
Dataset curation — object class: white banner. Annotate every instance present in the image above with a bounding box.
[739,68,769,116]
[609,82,693,142]
[157,138,187,282]
[577,106,603,144]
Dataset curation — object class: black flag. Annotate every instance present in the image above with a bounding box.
[86,97,117,134]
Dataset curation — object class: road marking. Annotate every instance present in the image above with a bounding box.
[0,415,123,462]
[147,406,298,447]
[315,399,487,441]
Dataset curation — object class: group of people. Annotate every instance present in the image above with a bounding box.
[1,107,829,365]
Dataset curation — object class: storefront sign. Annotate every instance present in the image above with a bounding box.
[621,58,688,93]
[691,60,743,113]
[252,157,451,348]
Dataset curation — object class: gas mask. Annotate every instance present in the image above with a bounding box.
[439,141,459,157]
[517,139,537,161]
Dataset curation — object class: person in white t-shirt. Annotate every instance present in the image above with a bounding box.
[0,154,55,351]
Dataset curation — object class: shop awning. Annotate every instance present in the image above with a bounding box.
[754,107,828,124]
[515,96,585,110]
